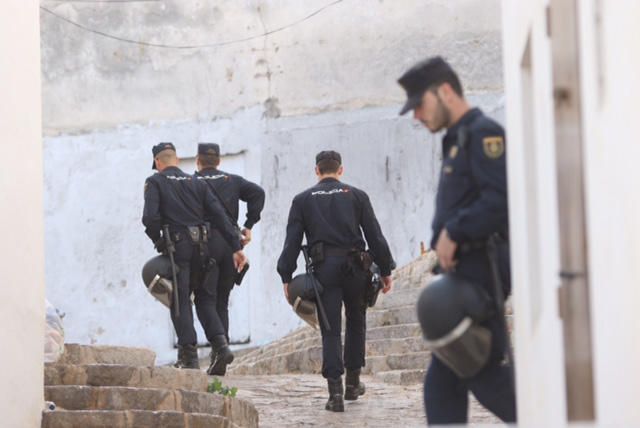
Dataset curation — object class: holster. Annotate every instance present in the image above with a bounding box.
[186,224,209,244]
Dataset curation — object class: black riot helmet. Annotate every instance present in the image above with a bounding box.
[416,273,495,378]
[287,273,325,330]
[417,273,493,339]
[141,255,178,309]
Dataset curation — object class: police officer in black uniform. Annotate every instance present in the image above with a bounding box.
[142,142,247,369]
[397,57,516,424]
[193,142,265,375]
[277,151,396,412]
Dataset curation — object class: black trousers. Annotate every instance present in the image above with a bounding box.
[203,228,236,341]
[314,256,368,379]
[170,237,201,346]
[171,229,231,346]
[423,250,517,425]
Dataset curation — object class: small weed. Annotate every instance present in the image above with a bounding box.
[207,377,238,398]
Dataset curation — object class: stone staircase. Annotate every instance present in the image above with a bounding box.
[43,344,259,427]
[229,253,438,384]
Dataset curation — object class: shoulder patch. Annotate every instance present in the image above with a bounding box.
[482,136,505,159]
[144,181,148,194]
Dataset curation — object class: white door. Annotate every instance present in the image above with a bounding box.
[173,154,252,346]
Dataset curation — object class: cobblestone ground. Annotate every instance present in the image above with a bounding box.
[224,374,502,427]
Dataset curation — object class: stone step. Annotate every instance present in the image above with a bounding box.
[41,410,249,428]
[57,344,156,367]
[367,305,418,327]
[44,386,258,425]
[231,343,430,377]
[377,288,421,309]
[230,346,323,376]
[373,369,426,385]
[366,323,422,340]
[45,364,209,392]
[362,351,430,375]
[366,336,428,356]
[234,333,429,370]
[234,320,423,368]
[234,327,314,364]
[233,323,422,371]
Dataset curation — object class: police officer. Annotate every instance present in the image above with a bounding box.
[277,151,396,412]
[397,57,516,424]
[142,142,247,369]
[193,142,265,375]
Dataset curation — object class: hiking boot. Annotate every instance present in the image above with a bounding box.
[344,369,366,401]
[207,335,234,376]
[325,377,345,412]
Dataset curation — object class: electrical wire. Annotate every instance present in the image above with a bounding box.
[40,0,344,49]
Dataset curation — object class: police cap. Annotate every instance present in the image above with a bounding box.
[315,150,342,165]
[151,142,176,169]
[198,143,220,157]
[397,56,457,115]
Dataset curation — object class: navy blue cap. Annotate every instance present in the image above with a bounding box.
[151,142,176,169]
[315,150,342,165]
[197,143,220,157]
[397,56,457,115]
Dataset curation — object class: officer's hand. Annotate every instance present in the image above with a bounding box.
[283,283,289,301]
[154,238,166,254]
[381,276,393,294]
[240,228,252,246]
[233,251,248,272]
[435,229,458,271]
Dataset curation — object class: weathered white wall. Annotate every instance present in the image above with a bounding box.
[503,0,640,425]
[0,1,45,427]
[578,1,640,424]
[501,1,568,425]
[40,0,504,360]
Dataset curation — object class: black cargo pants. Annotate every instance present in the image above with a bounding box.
[314,256,369,379]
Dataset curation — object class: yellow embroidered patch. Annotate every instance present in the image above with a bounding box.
[449,146,459,159]
[483,136,504,159]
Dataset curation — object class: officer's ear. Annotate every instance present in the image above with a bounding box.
[315,165,321,177]
[337,165,344,177]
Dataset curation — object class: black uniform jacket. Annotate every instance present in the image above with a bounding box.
[431,108,508,249]
[194,168,266,230]
[277,178,395,283]
[142,166,242,252]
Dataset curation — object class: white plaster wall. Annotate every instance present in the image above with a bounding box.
[40,0,505,359]
[0,1,45,427]
[501,0,567,425]
[40,0,503,133]
[578,0,640,424]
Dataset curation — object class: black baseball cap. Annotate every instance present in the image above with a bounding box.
[151,142,176,169]
[397,56,458,115]
[197,143,220,156]
[315,150,342,165]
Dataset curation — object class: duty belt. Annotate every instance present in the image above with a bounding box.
[323,247,353,257]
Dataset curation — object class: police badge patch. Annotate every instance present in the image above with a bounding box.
[483,136,504,159]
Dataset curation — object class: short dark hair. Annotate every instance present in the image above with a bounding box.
[317,159,341,174]
[198,153,220,168]
[428,70,464,97]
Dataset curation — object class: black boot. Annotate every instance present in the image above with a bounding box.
[174,344,200,369]
[344,369,365,401]
[207,335,234,376]
[325,377,345,412]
